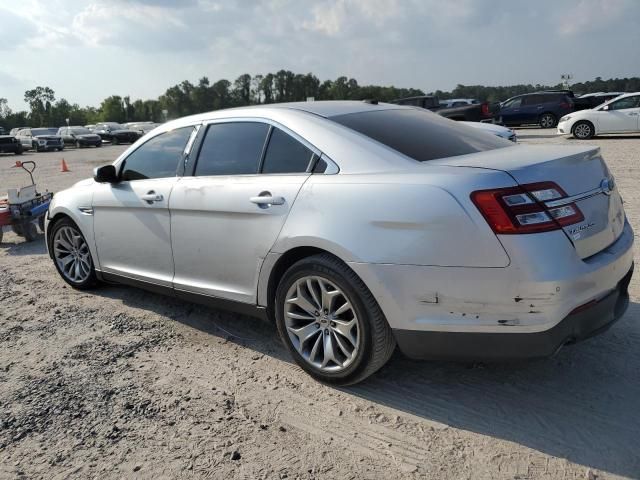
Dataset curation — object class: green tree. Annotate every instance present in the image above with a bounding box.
[24,86,55,126]
[99,96,126,123]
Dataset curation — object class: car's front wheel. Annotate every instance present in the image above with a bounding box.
[275,254,395,385]
[572,121,595,140]
[50,218,98,289]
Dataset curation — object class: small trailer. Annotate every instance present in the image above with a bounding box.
[0,161,53,243]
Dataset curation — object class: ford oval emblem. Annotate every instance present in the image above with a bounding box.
[601,177,615,195]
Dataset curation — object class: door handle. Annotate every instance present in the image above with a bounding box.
[250,192,285,207]
[141,191,164,203]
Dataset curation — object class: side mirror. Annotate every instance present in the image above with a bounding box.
[93,165,119,183]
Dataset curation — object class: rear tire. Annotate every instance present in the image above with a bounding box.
[539,113,557,128]
[572,121,595,140]
[275,253,395,385]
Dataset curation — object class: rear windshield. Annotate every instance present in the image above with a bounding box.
[330,108,510,162]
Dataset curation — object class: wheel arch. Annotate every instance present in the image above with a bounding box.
[260,245,357,322]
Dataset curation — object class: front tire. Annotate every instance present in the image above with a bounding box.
[539,113,557,128]
[275,254,395,385]
[49,217,98,289]
[572,121,595,140]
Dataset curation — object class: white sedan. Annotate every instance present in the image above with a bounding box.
[558,92,640,139]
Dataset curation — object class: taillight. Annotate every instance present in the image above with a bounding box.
[471,181,584,234]
[560,102,571,109]
[481,103,490,116]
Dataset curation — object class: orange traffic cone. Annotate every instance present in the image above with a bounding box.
[61,159,70,173]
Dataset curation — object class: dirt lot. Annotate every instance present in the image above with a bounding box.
[1,132,639,480]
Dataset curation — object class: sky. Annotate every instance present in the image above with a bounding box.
[1,0,638,110]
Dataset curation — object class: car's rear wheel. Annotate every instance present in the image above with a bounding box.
[572,121,595,140]
[275,254,395,385]
[539,113,557,128]
[50,218,97,289]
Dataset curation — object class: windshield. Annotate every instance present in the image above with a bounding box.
[330,108,511,162]
[70,128,92,134]
[32,128,57,136]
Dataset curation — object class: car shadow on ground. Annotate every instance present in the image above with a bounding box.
[0,233,46,255]
[8,237,639,477]
[93,280,640,478]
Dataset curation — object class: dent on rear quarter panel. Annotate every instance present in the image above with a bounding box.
[272,179,510,268]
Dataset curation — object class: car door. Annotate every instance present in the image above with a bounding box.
[92,126,196,287]
[17,129,31,149]
[596,95,640,133]
[170,121,316,304]
[499,97,523,125]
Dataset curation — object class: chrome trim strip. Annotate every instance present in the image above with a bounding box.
[78,206,94,215]
[545,186,604,208]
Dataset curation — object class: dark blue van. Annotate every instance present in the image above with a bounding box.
[497,92,575,128]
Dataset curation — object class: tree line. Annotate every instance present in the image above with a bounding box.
[1,71,639,130]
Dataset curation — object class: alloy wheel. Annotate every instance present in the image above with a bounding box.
[540,114,555,128]
[574,123,592,139]
[53,226,92,283]
[284,276,360,372]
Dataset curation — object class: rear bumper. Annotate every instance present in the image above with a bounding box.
[394,265,633,360]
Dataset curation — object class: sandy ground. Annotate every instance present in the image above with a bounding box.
[1,131,639,480]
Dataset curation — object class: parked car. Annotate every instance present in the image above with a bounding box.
[93,123,139,144]
[497,91,575,128]
[393,95,497,122]
[45,101,633,385]
[0,135,23,155]
[127,122,162,137]
[574,92,625,110]
[10,127,30,136]
[15,127,64,152]
[58,126,103,148]
[557,92,640,139]
[85,124,96,131]
[460,121,517,142]
[439,98,480,108]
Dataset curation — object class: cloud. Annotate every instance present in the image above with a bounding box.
[557,0,632,36]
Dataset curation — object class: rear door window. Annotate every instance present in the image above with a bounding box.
[261,128,315,174]
[195,122,269,176]
[330,108,510,162]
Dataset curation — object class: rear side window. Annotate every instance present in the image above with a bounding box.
[261,128,315,174]
[195,122,269,176]
[121,127,193,181]
[330,109,510,162]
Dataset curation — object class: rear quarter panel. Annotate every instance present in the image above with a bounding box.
[272,168,515,268]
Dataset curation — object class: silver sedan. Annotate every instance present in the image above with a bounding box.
[45,101,634,385]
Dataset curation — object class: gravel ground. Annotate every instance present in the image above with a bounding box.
[1,132,639,479]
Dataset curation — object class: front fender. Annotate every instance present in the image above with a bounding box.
[45,185,98,268]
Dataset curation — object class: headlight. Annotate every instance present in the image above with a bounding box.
[38,140,46,145]
[560,115,571,122]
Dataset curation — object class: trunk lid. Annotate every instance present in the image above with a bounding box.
[432,145,625,259]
